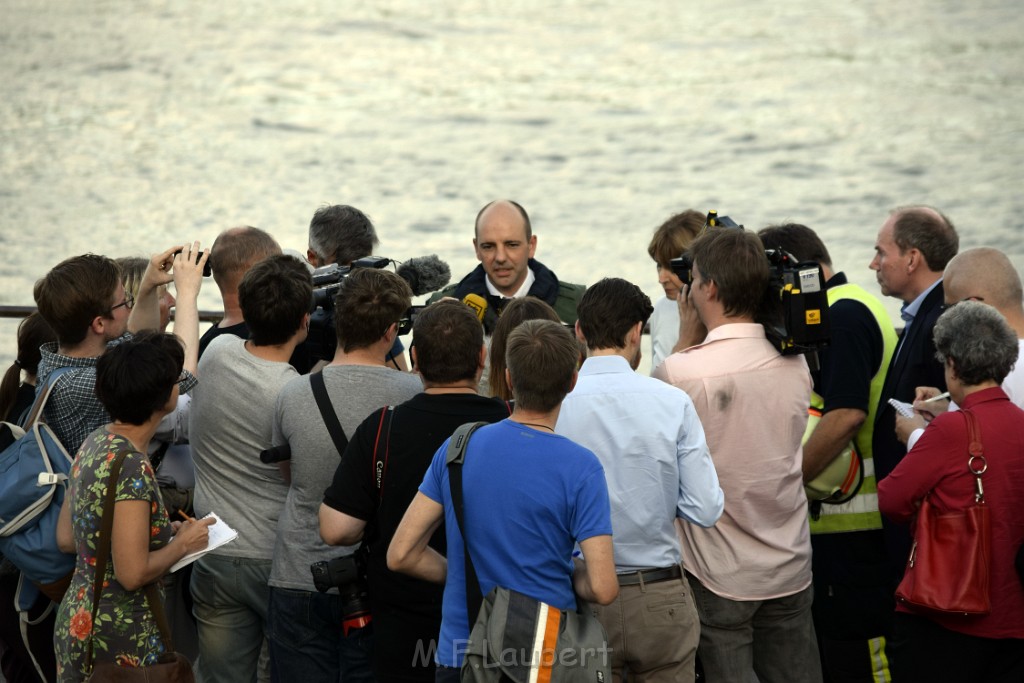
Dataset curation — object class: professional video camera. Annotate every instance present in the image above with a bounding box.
[310,552,372,636]
[670,211,830,357]
[304,254,451,365]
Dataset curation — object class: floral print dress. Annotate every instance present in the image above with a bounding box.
[54,429,173,682]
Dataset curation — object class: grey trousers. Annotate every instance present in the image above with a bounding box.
[686,574,822,683]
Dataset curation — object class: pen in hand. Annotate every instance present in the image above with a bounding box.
[920,391,951,404]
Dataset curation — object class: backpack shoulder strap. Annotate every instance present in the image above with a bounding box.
[445,421,489,620]
[445,421,488,467]
[310,371,348,457]
[22,367,74,429]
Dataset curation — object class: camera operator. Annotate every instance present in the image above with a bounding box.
[300,204,410,372]
[653,228,821,682]
[759,224,898,683]
[266,268,423,683]
[318,300,512,683]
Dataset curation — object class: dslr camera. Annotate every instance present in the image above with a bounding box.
[310,552,372,636]
[670,210,830,357]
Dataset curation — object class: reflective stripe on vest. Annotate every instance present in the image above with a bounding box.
[809,282,898,534]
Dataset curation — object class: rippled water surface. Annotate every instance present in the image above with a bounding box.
[2,0,1022,365]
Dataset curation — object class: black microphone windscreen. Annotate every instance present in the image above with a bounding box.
[397,255,452,296]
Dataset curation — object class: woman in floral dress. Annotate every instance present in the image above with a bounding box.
[54,332,213,681]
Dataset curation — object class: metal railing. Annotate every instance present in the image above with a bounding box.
[0,305,224,323]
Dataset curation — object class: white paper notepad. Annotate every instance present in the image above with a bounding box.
[169,511,238,573]
[887,398,916,419]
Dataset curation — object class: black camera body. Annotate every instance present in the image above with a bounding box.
[305,256,435,365]
[764,249,831,356]
[310,554,364,593]
[305,256,390,365]
[310,553,372,636]
[172,249,212,277]
[310,256,390,311]
[669,211,830,357]
[669,211,740,287]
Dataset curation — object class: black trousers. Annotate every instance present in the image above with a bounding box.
[889,612,1024,683]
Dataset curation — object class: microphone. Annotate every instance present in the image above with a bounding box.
[462,293,487,323]
[462,293,500,334]
[397,255,451,296]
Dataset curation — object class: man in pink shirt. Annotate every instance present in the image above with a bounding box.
[654,227,821,683]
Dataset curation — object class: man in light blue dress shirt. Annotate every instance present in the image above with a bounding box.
[556,277,724,683]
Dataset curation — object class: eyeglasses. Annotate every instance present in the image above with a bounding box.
[939,296,984,312]
[109,293,135,313]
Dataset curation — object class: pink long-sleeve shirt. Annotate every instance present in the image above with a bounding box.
[655,323,813,600]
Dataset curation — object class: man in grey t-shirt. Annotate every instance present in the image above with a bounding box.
[189,255,312,683]
[266,268,422,683]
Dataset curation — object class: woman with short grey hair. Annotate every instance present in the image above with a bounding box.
[933,300,1018,387]
[879,301,1024,681]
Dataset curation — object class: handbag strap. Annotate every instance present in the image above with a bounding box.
[963,408,987,503]
[445,422,489,623]
[310,371,349,457]
[87,450,176,670]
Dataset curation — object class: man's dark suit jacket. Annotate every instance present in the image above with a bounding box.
[872,282,949,483]
[872,281,948,582]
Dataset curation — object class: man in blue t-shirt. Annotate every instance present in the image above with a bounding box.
[388,320,618,681]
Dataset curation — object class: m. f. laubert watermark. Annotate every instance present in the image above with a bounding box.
[413,639,612,669]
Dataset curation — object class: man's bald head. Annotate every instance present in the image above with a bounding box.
[474,200,532,240]
[209,226,282,294]
[944,247,1024,313]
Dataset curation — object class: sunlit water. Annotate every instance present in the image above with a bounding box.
[2,0,1022,372]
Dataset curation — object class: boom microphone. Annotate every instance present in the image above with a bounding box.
[397,255,451,296]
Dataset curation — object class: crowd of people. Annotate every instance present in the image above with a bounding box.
[1,199,1023,683]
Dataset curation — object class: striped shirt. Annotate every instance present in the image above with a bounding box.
[36,339,197,454]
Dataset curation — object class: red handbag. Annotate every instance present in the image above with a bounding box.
[894,409,992,616]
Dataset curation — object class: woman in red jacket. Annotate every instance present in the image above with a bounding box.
[878,300,1024,682]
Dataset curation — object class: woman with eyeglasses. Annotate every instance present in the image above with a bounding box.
[878,301,1024,682]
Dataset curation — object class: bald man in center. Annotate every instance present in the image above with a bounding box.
[427,199,585,333]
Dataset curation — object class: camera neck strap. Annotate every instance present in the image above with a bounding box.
[445,421,489,623]
[371,406,395,500]
[310,371,348,457]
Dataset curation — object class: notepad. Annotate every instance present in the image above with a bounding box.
[169,511,238,573]
[887,398,916,419]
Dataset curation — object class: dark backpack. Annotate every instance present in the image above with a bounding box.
[0,367,76,608]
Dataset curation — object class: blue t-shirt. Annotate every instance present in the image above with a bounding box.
[420,419,612,668]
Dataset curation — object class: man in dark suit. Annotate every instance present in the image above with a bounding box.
[869,206,958,579]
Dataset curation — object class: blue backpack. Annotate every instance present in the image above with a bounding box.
[0,367,76,609]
